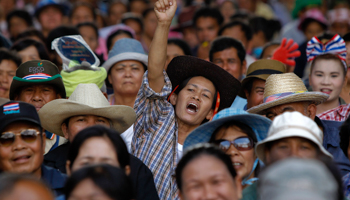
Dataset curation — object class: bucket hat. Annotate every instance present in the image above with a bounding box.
[102,38,148,73]
[38,83,136,137]
[258,158,337,200]
[256,111,332,163]
[0,101,41,132]
[247,73,328,114]
[9,60,66,100]
[167,55,241,112]
[184,108,271,150]
[239,59,286,98]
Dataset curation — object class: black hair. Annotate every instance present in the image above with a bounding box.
[6,9,33,40]
[142,8,155,19]
[209,36,246,64]
[0,174,53,199]
[69,2,97,21]
[64,164,133,200]
[299,18,327,32]
[121,15,144,31]
[193,7,224,28]
[243,77,259,95]
[339,116,350,158]
[0,48,21,66]
[16,28,45,44]
[67,125,130,170]
[167,38,192,56]
[343,32,350,42]
[218,20,253,41]
[77,22,99,38]
[259,42,280,59]
[249,17,281,42]
[46,26,80,53]
[185,0,212,6]
[11,38,50,61]
[176,144,237,191]
[106,29,134,51]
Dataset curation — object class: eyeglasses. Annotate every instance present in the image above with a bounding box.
[0,129,40,147]
[213,137,254,152]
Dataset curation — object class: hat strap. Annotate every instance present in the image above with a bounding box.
[167,85,179,101]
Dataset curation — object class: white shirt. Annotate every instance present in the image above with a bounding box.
[121,126,134,152]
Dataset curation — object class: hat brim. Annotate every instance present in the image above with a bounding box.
[239,75,269,98]
[9,76,66,100]
[103,52,148,73]
[0,117,41,133]
[247,92,328,114]
[38,99,136,137]
[183,113,271,150]
[256,127,333,163]
[166,55,241,111]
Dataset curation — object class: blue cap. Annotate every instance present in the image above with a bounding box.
[102,38,148,72]
[183,108,271,150]
[0,101,41,132]
[35,0,69,17]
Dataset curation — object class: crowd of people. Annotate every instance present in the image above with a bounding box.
[1,0,350,199]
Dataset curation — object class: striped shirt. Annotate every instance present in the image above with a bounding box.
[132,71,179,200]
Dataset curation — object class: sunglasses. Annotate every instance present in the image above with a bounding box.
[214,136,254,152]
[0,129,40,147]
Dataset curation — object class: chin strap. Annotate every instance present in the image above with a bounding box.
[241,158,259,186]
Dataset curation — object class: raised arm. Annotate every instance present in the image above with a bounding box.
[148,0,177,93]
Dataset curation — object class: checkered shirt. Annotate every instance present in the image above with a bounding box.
[317,104,350,122]
[132,71,179,200]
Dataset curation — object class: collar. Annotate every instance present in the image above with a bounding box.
[45,130,55,140]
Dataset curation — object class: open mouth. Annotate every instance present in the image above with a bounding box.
[186,103,198,113]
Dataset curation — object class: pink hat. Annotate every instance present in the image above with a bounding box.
[328,8,350,25]
[298,8,328,30]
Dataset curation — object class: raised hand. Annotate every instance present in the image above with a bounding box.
[271,38,301,67]
[154,0,177,24]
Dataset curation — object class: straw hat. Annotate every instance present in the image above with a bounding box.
[247,73,328,114]
[183,108,271,150]
[239,59,286,98]
[38,83,136,137]
[256,111,333,163]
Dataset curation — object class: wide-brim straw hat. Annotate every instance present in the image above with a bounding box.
[239,59,286,98]
[167,55,241,111]
[38,83,136,137]
[184,108,271,150]
[103,38,148,73]
[256,111,332,163]
[247,73,328,114]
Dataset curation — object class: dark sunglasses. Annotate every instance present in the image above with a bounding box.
[0,129,40,147]
[214,136,254,152]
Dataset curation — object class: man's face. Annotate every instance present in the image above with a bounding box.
[108,60,145,97]
[265,137,319,165]
[14,84,61,112]
[38,6,63,32]
[61,115,111,142]
[195,17,220,43]
[171,76,215,126]
[0,121,44,177]
[265,102,314,121]
[70,5,94,26]
[212,47,245,80]
[245,79,265,109]
[0,59,17,98]
[221,26,248,48]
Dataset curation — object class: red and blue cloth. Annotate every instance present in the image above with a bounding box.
[22,73,52,80]
[264,91,307,103]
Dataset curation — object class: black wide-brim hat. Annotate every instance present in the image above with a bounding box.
[166,56,241,111]
[9,60,66,100]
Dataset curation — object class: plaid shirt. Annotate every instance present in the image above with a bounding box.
[132,71,179,200]
[317,104,350,122]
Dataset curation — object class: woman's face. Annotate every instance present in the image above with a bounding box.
[18,45,40,63]
[166,44,185,69]
[179,155,241,200]
[70,137,119,173]
[309,59,345,103]
[68,178,113,200]
[214,126,256,180]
